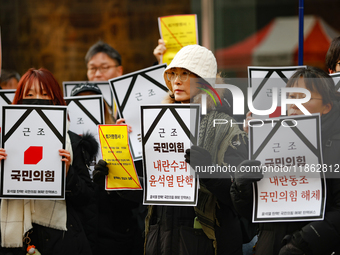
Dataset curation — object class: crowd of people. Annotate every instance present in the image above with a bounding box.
[0,34,340,255]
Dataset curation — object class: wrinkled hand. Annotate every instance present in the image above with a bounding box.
[153,39,166,64]
[234,160,263,187]
[184,146,212,169]
[93,159,109,186]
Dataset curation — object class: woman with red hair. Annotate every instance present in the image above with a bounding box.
[0,68,98,255]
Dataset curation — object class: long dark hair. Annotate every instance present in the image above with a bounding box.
[286,66,340,105]
[325,36,340,72]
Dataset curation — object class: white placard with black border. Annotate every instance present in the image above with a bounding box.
[64,95,105,136]
[141,104,199,206]
[330,73,340,92]
[0,89,16,134]
[248,66,307,119]
[63,81,114,112]
[64,95,104,178]
[249,114,325,222]
[109,64,168,161]
[1,105,67,199]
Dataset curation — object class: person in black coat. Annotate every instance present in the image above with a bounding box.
[231,67,340,255]
[0,68,96,255]
[70,82,143,255]
[27,131,98,255]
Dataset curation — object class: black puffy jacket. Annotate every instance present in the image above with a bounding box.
[29,131,97,255]
[0,131,97,255]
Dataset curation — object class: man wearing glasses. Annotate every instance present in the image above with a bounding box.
[83,41,144,255]
[85,41,123,120]
[86,41,123,81]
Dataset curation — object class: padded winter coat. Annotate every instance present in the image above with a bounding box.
[231,101,340,255]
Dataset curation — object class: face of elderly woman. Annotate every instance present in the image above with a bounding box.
[287,77,332,117]
[167,67,200,103]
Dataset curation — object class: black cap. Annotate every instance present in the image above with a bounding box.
[70,82,102,96]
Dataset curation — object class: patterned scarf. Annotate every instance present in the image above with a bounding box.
[144,110,246,254]
[194,110,246,254]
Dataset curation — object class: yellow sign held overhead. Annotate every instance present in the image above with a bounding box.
[158,14,198,65]
[98,125,142,190]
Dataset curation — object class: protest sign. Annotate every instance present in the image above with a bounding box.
[0,89,15,134]
[63,81,116,118]
[109,64,168,161]
[330,72,340,92]
[65,95,104,177]
[0,89,15,104]
[248,66,307,119]
[249,114,325,222]
[1,105,67,199]
[158,14,198,65]
[98,124,141,190]
[141,104,200,206]
[64,95,104,135]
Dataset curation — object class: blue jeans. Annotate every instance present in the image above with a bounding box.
[242,235,257,255]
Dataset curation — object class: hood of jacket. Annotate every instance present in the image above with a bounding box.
[69,131,99,164]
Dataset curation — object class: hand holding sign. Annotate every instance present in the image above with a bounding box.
[234,160,263,188]
[279,232,305,255]
[153,39,167,64]
[184,146,212,170]
[0,148,7,160]
[93,159,109,187]
[59,149,71,175]
[98,125,141,190]
[116,118,132,133]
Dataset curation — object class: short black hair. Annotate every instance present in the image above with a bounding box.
[0,69,20,83]
[85,41,122,66]
[325,36,340,72]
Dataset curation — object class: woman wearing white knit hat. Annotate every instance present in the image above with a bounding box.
[144,45,250,255]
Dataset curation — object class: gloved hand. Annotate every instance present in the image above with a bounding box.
[184,146,212,169]
[279,243,304,255]
[93,159,109,186]
[279,234,306,255]
[234,160,263,187]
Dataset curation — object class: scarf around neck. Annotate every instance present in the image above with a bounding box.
[194,110,246,253]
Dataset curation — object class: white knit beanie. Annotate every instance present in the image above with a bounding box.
[163,45,217,91]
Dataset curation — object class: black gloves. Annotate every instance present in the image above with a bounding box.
[279,233,307,255]
[184,146,212,169]
[279,243,304,255]
[234,160,263,187]
[93,159,109,186]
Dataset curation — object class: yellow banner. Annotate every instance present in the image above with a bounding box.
[158,14,198,65]
[98,125,142,190]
